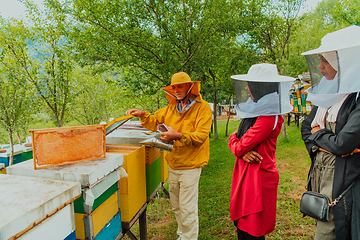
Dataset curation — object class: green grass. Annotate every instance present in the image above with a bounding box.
[124,119,316,239]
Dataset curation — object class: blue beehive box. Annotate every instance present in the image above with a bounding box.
[0,148,23,167]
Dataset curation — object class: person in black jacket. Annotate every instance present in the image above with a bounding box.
[301,25,360,240]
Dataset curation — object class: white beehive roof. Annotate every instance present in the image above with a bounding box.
[6,153,124,188]
[0,174,81,240]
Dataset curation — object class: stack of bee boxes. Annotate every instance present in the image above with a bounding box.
[7,125,125,240]
[290,78,312,115]
[106,124,169,231]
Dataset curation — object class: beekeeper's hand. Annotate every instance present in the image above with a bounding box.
[242,150,262,163]
[311,125,321,134]
[126,109,145,117]
[159,126,182,142]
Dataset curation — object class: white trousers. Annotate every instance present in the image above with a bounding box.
[168,165,202,240]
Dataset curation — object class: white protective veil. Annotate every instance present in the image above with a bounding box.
[301,25,360,109]
[231,63,295,119]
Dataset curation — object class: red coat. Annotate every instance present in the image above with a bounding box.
[228,115,283,237]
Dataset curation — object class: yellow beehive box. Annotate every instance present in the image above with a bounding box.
[75,191,119,240]
[120,179,146,222]
[106,144,146,194]
[0,163,5,174]
[145,146,161,165]
[106,144,146,222]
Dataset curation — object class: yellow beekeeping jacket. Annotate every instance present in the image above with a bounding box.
[140,95,212,170]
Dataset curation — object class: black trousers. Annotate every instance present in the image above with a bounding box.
[234,221,265,240]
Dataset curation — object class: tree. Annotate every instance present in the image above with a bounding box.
[286,0,354,81]
[68,67,112,125]
[201,42,260,139]
[0,19,35,165]
[47,0,261,139]
[113,66,169,114]
[246,0,305,75]
[242,0,305,138]
[68,66,142,125]
[6,0,76,127]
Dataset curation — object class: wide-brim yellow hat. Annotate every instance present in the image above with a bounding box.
[163,72,201,104]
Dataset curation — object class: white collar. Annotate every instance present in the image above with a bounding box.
[235,92,281,118]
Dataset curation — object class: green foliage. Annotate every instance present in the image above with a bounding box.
[68,67,118,125]
[246,0,305,75]
[8,0,77,127]
[332,0,360,25]
[48,0,257,92]
[286,0,348,77]
[114,66,169,113]
[0,62,32,131]
[0,0,358,140]
[0,18,37,154]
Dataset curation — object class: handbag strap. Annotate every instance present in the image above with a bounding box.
[330,174,360,206]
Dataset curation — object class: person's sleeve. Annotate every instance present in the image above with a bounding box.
[308,105,360,156]
[139,109,165,132]
[301,106,318,158]
[178,103,212,147]
[228,116,276,158]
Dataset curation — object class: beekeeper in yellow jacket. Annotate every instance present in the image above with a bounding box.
[126,72,212,240]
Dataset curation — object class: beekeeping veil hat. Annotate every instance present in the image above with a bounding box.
[231,63,295,118]
[163,72,201,104]
[302,25,360,108]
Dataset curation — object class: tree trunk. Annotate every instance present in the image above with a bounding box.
[55,115,62,127]
[213,108,219,140]
[8,129,14,166]
[213,89,219,140]
[17,132,22,145]
[225,96,232,136]
[23,128,28,141]
[209,70,218,140]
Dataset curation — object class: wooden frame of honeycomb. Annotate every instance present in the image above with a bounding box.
[30,125,106,169]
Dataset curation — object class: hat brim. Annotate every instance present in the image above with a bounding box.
[301,45,338,55]
[163,81,201,92]
[231,74,295,82]
[163,81,201,104]
[302,25,360,55]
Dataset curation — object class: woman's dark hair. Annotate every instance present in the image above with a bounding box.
[247,82,279,102]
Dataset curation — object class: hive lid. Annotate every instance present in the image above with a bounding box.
[0,148,23,157]
[0,174,81,240]
[13,144,33,153]
[105,115,133,135]
[106,127,159,146]
[6,153,124,188]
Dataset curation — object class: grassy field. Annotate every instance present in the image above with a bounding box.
[124,119,316,239]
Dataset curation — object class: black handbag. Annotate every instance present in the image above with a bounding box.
[300,191,331,221]
[300,174,360,222]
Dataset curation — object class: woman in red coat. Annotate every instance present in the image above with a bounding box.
[228,64,294,240]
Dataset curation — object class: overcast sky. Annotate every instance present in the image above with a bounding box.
[0,0,322,20]
[0,0,44,19]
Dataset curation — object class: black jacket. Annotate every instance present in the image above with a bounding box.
[301,92,360,240]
